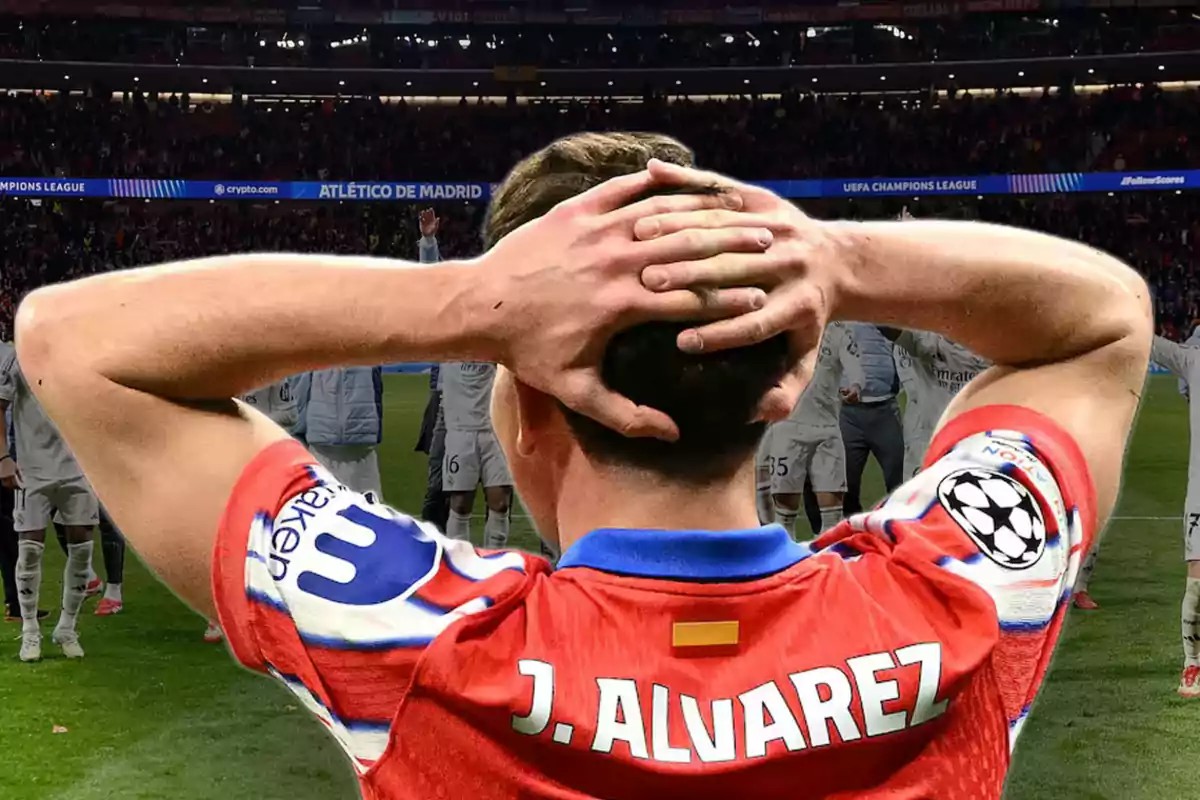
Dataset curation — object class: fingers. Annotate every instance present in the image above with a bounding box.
[646,159,775,205]
[641,249,783,293]
[632,227,773,274]
[635,209,775,243]
[558,370,680,442]
[633,287,767,323]
[755,360,815,422]
[568,169,659,215]
[675,306,782,354]
[612,186,744,227]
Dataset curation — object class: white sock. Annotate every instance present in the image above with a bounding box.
[57,541,94,635]
[446,510,472,543]
[16,540,45,634]
[483,509,510,550]
[104,582,123,603]
[1183,577,1200,667]
[819,506,844,533]
[1075,544,1099,594]
[756,483,774,525]
[773,502,799,540]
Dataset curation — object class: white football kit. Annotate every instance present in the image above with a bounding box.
[894,329,989,480]
[1150,336,1200,561]
[240,379,299,430]
[439,362,512,493]
[0,345,98,531]
[766,322,865,495]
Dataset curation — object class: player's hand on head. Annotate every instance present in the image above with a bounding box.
[419,208,439,237]
[480,168,774,441]
[631,158,849,420]
[0,457,21,490]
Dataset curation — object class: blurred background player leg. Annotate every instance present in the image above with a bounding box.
[50,479,97,659]
[443,428,482,542]
[1073,545,1101,610]
[441,361,501,544]
[53,514,102,598]
[94,505,126,616]
[768,423,808,539]
[418,370,450,531]
[802,479,822,536]
[1179,491,1200,697]
[0,481,43,622]
[479,429,513,549]
[810,435,849,533]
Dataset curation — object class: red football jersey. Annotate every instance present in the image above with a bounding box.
[212,404,1095,799]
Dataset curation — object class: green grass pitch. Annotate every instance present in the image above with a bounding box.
[0,373,1194,799]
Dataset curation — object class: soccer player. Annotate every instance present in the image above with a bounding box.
[761,321,864,538]
[291,366,384,500]
[20,136,1149,798]
[0,347,95,661]
[838,321,905,514]
[440,360,513,547]
[883,327,989,480]
[415,210,451,533]
[1141,334,1200,697]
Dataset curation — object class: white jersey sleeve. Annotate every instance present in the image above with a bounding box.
[1152,335,1200,381]
[0,344,15,406]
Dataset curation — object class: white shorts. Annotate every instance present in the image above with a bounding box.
[309,444,383,501]
[14,476,99,532]
[443,429,512,492]
[768,425,847,495]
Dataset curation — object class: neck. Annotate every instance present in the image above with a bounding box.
[555,456,761,552]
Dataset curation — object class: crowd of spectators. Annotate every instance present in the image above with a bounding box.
[0,11,1196,70]
[3,191,1197,340]
[1,84,1195,183]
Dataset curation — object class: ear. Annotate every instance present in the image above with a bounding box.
[513,379,560,457]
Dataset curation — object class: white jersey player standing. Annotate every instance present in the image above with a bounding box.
[884,327,990,479]
[1147,334,1200,698]
[0,346,96,661]
[760,321,864,538]
[428,211,514,548]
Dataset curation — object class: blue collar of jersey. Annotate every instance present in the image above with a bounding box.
[556,524,812,581]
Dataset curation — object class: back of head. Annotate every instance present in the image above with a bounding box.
[485,132,793,484]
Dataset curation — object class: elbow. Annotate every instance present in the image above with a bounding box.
[13,286,81,396]
[13,287,57,377]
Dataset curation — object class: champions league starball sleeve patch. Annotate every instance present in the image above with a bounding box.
[936,468,1047,570]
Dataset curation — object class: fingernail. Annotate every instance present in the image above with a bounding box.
[757,229,773,247]
[750,290,766,309]
[679,330,704,353]
[721,193,742,209]
[640,219,662,239]
[643,267,669,289]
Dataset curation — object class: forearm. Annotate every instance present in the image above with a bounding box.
[830,220,1151,371]
[15,253,493,401]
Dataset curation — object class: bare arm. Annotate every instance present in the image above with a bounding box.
[830,220,1151,521]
